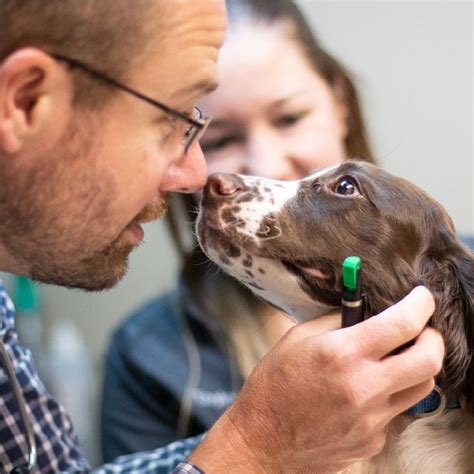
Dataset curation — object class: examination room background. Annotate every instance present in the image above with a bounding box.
[0,1,472,467]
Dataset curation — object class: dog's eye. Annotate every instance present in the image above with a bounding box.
[335,178,359,196]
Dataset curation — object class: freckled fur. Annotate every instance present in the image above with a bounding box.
[197,162,474,472]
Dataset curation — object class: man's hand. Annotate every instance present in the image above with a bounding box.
[189,286,444,473]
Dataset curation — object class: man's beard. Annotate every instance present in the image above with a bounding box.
[0,117,170,291]
[29,194,170,291]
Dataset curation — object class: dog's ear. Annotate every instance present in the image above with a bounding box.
[417,230,474,410]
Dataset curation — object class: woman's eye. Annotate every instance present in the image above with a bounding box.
[335,178,359,196]
[201,135,238,153]
[274,111,308,128]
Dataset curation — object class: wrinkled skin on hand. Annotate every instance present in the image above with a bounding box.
[189,287,444,473]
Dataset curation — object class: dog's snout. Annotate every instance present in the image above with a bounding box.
[207,173,243,197]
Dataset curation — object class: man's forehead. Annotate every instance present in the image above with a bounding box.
[151,0,227,53]
[160,55,221,109]
[138,0,226,106]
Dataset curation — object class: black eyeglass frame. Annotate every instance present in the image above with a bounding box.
[51,53,211,153]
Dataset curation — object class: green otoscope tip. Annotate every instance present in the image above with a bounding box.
[342,256,361,291]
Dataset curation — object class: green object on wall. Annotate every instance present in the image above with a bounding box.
[13,276,40,314]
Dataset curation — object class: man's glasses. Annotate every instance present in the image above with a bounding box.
[51,53,211,154]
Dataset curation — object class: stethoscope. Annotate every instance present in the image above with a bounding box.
[0,337,37,473]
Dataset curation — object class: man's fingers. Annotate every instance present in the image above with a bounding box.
[350,286,436,359]
[310,313,341,334]
[378,326,444,394]
[285,313,341,345]
[388,379,436,418]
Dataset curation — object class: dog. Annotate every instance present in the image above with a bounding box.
[196,161,474,473]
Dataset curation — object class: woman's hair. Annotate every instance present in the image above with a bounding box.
[169,0,376,378]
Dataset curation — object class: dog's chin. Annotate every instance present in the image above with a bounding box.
[197,215,339,320]
[197,224,269,266]
[198,243,335,321]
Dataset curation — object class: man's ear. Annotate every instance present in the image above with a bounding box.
[0,48,73,154]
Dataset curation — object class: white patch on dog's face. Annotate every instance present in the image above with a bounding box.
[196,167,337,321]
[226,167,338,237]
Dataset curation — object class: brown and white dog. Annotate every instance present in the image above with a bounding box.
[196,161,474,473]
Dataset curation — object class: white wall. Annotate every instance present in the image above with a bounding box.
[297,0,473,234]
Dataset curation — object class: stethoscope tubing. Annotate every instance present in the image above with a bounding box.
[0,336,37,472]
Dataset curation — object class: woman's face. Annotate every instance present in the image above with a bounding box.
[199,22,349,180]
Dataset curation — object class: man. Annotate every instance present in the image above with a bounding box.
[0,1,444,473]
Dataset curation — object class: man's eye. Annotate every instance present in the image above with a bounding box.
[183,125,194,140]
[334,177,360,196]
[274,111,308,128]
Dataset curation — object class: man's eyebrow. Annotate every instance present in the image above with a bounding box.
[178,78,219,98]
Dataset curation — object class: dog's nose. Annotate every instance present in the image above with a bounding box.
[207,173,243,197]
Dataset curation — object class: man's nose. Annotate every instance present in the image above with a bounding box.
[160,143,208,193]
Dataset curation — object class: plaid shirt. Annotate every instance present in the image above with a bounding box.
[0,280,204,473]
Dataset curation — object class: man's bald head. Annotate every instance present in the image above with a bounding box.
[0,0,164,107]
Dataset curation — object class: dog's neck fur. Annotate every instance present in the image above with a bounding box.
[347,411,474,474]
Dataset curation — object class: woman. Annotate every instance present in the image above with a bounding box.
[100,0,375,461]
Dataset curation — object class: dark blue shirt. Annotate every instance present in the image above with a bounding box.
[101,283,243,462]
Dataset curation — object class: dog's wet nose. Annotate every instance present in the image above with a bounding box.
[207,173,243,197]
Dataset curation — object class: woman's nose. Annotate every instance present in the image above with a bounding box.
[244,132,295,180]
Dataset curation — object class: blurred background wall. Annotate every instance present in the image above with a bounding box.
[298,0,473,232]
[1,0,472,467]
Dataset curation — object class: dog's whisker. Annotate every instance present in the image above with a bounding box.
[193,257,214,267]
[188,241,202,252]
[222,219,241,228]
[255,224,282,240]
[257,227,282,241]
[205,262,222,280]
